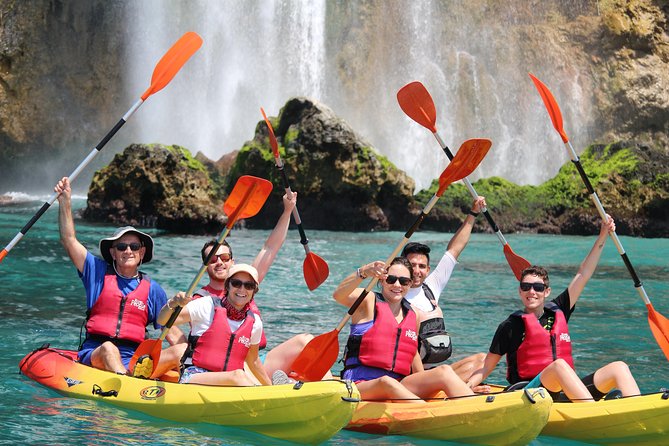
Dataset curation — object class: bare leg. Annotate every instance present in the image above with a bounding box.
[356,376,424,403]
[401,364,474,399]
[90,342,126,374]
[539,359,594,402]
[451,352,486,381]
[593,361,640,397]
[262,334,334,379]
[152,343,187,378]
[188,368,256,386]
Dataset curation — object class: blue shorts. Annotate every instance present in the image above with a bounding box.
[180,366,208,384]
[78,339,136,368]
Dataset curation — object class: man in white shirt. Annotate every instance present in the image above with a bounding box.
[401,196,486,380]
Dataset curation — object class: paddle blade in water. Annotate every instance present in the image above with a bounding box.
[260,107,280,158]
[141,31,203,100]
[528,73,569,143]
[504,244,531,280]
[128,339,162,378]
[396,81,437,132]
[437,138,492,196]
[303,252,329,291]
[289,330,339,381]
[647,303,669,362]
[223,176,273,222]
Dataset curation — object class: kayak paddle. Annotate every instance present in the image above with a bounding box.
[0,31,203,265]
[129,175,274,377]
[260,107,329,290]
[529,73,669,361]
[397,81,530,280]
[289,138,493,381]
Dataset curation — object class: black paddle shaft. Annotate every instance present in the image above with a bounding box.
[440,144,500,233]
[571,159,643,288]
[276,163,309,246]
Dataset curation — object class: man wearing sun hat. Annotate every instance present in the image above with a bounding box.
[55,177,180,374]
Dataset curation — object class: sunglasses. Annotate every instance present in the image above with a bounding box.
[114,242,142,252]
[519,282,547,292]
[229,278,256,291]
[208,253,232,264]
[385,275,412,286]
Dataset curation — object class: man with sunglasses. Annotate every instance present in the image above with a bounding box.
[468,216,641,401]
[393,196,487,379]
[55,177,180,375]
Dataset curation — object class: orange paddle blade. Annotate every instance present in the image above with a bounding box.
[289,329,340,381]
[260,107,280,158]
[504,243,531,280]
[437,138,492,196]
[528,73,569,143]
[0,249,7,263]
[303,252,329,291]
[396,81,437,133]
[223,175,273,223]
[128,338,162,378]
[647,303,669,362]
[141,31,203,100]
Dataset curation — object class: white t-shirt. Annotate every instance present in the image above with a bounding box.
[404,251,457,312]
[185,297,263,345]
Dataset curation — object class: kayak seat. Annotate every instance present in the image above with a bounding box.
[503,381,529,392]
[604,389,623,400]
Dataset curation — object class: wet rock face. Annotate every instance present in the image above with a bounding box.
[83,143,224,234]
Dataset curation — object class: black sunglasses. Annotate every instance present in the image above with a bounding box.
[114,242,142,252]
[229,278,256,291]
[519,282,547,292]
[385,275,412,286]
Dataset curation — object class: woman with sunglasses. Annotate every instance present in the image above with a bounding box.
[157,264,272,386]
[468,216,640,401]
[333,257,475,401]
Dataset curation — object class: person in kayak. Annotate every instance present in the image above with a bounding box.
[55,177,181,375]
[397,196,487,379]
[333,256,475,401]
[467,216,641,402]
[161,264,273,385]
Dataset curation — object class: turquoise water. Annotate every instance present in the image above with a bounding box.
[1,197,668,445]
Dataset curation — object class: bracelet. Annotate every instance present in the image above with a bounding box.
[467,210,480,217]
[356,267,367,279]
[166,299,176,310]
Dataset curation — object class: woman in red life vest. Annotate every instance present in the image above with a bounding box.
[333,257,475,402]
[468,216,640,401]
[157,264,272,386]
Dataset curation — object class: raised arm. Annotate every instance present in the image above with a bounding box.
[252,191,297,282]
[332,261,386,306]
[447,196,486,260]
[566,215,615,308]
[56,177,87,273]
[156,292,193,326]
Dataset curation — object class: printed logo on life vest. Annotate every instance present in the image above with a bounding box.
[64,376,83,387]
[405,329,418,341]
[559,333,571,342]
[238,335,251,348]
[130,298,146,311]
[140,386,166,400]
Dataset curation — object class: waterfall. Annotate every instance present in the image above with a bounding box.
[124,1,597,190]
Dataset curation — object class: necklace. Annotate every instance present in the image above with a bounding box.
[113,262,140,280]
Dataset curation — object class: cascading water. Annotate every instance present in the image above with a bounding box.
[124,0,598,190]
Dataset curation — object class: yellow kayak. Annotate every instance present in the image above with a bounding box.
[347,387,552,444]
[542,390,669,445]
[19,346,360,444]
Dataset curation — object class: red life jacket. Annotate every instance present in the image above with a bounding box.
[508,302,574,382]
[85,272,151,345]
[194,285,267,349]
[191,298,255,372]
[345,293,418,377]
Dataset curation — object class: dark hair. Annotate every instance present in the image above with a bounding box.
[388,256,414,281]
[520,265,550,287]
[401,242,431,264]
[201,239,232,263]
